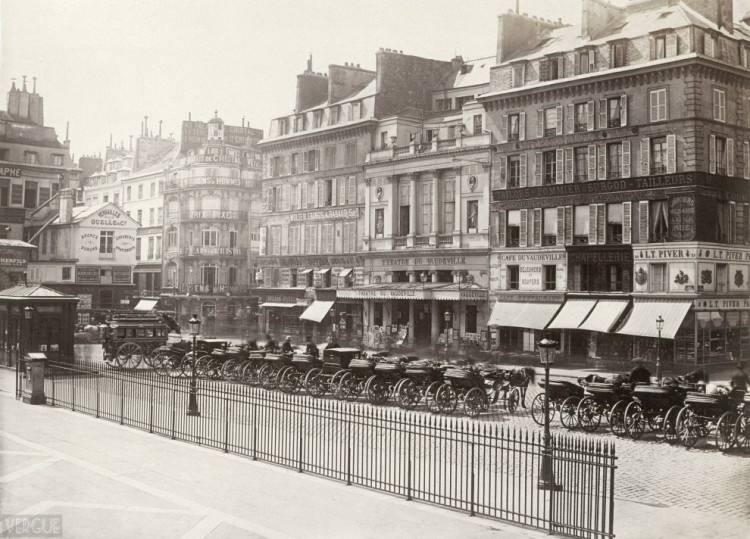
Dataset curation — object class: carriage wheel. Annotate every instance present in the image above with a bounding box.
[425,381,443,414]
[676,406,699,448]
[435,384,458,415]
[662,405,681,444]
[577,397,601,432]
[330,370,348,398]
[278,367,298,394]
[143,347,159,368]
[734,412,750,452]
[220,359,237,381]
[608,400,628,437]
[180,352,197,377]
[505,387,521,413]
[392,378,407,398]
[530,393,548,426]
[395,379,419,410]
[150,352,168,374]
[259,363,278,390]
[464,388,487,418]
[716,412,738,452]
[304,368,326,397]
[559,396,580,429]
[624,402,646,440]
[242,360,260,386]
[194,355,211,378]
[116,342,143,369]
[366,375,390,406]
[338,372,362,402]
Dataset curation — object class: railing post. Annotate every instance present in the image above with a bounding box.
[15,355,19,400]
[470,440,476,517]
[119,378,124,425]
[96,375,100,418]
[149,384,154,433]
[297,397,303,473]
[406,421,412,501]
[223,392,229,453]
[609,443,617,538]
[346,407,352,486]
[252,397,257,461]
[72,370,76,412]
[171,386,176,439]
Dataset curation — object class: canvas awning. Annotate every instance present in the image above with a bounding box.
[316,268,330,275]
[512,303,563,330]
[299,300,335,323]
[547,299,597,329]
[133,299,158,311]
[338,268,353,277]
[616,299,692,339]
[298,269,313,275]
[259,302,299,309]
[487,301,561,330]
[579,300,630,333]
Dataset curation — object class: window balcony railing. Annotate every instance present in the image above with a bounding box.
[650,233,669,243]
[415,235,431,247]
[574,123,588,133]
[437,234,454,247]
[574,236,589,245]
[393,236,407,248]
[507,237,521,247]
[543,235,557,246]
[437,139,457,150]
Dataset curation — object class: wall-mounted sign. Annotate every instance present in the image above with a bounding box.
[187,209,244,220]
[668,194,696,241]
[694,297,750,310]
[112,266,131,284]
[115,234,135,252]
[289,208,360,222]
[183,246,246,257]
[0,249,27,267]
[90,208,128,227]
[76,266,100,283]
[77,293,92,310]
[634,247,750,261]
[259,255,364,267]
[0,166,23,178]
[499,252,566,263]
[80,233,99,252]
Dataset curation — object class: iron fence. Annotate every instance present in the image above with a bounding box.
[35,360,616,538]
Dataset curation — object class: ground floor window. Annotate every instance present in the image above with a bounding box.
[465,305,477,334]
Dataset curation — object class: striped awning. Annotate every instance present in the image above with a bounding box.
[299,300,335,323]
[579,300,630,333]
[487,302,562,330]
[616,299,692,339]
[547,299,597,330]
[259,302,299,309]
[487,302,519,327]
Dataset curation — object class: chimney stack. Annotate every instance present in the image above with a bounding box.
[144,116,148,136]
[129,135,133,151]
[58,188,75,224]
[159,120,162,138]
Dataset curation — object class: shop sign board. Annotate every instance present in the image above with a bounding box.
[76,266,100,283]
[112,266,131,284]
[694,297,750,310]
[289,208,360,222]
[669,194,696,241]
[370,254,487,270]
[634,247,750,261]
[77,293,92,310]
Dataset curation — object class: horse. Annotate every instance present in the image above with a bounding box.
[496,366,536,408]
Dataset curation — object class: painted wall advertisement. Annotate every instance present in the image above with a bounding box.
[76,266,100,284]
[112,266,132,284]
[115,234,135,252]
[77,294,92,310]
[668,194,696,241]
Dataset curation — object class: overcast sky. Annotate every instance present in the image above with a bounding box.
[2,0,750,161]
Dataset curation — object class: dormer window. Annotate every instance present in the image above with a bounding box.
[540,56,564,81]
[313,110,323,129]
[704,32,717,58]
[575,49,595,75]
[277,118,288,136]
[294,115,305,133]
[654,35,666,59]
[328,106,339,125]
[611,41,626,68]
[511,62,525,88]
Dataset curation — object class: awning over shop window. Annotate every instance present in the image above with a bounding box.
[513,303,563,330]
[134,299,158,311]
[316,268,330,275]
[487,301,561,330]
[547,299,597,330]
[338,268,353,277]
[259,302,299,309]
[579,300,630,333]
[299,300,335,323]
[299,269,313,275]
[616,299,692,339]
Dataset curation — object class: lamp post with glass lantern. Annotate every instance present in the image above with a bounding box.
[443,310,451,360]
[187,314,201,417]
[23,306,34,358]
[656,315,664,380]
[537,337,562,491]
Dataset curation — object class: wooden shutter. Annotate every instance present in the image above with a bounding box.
[500,115,508,142]
[557,56,564,78]
[588,50,595,72]
[620,95,628,126]
[347,176,355,204]
[564,206,573,245]
[598,144,606,180]
[709,134,717,174]
[534,152,542,186]
[519,112,526,141]
[539,58,549,81]
[556,207,565,245]
[666,33,678,56]
[556,149,564,184]
[519,209,528,248]
[567,104,574,134]
[331,179,337,206]
[537,110,544,138]
[301,182,307,208]
[638,201,649,244]
[729,202,737,243]
[302,151,309,172]
[519,154,527,187]
[565,147,574,183]
[599,98,607,129]
[622,201,632,244]
[649,36,655,60]
[338,178,346,205]
[744,141,750,179]
[589,204,598,244]
[597,203,605,244]
[587,100,595,131]
[641,138,650,176]
[664,134,675,174]
[622,141,631,178]
[533,208,542,246]
[587,145,597,181]
[737,204,745,245]
[499,156,507,190]
[728,138,735,176]
[556,105,563,135]
[498,210,506,247]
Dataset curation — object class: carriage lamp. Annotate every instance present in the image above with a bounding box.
[24,306,34,320]
[187,314,201,417]
[656,315,664,381]
[537,338,562,491]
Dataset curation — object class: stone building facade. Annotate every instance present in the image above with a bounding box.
[483,0,750,367]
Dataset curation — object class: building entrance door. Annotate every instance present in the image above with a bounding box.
[414,302,432,345]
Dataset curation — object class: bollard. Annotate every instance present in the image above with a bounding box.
[21,353,47,405]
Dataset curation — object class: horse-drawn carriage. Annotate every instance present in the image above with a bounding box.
[532,379,586,429]
[102,312,180,368]
[676,390,743,450]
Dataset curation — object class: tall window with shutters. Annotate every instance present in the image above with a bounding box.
[541,107,562,137]
[506,210,522,247]
[607,96,627,127]
[650,200,669,243]
[542,150,557,185]
[607,143,622,179]
[575,147,588,182]
[709,135,732,176]
[442,178,454,233]
[574,103,589,132]
[512,63,525,88]
[508,113,521,141]
[642,135,675,175]
[611,41,626,68]
[543,207,557,246]
[398,182,410,236]
[574,206,589,245]
[607,203,623,244]
[508,155,523,188]
[420,181,432,235]
[649,89,668,122]
[713,89,726,122]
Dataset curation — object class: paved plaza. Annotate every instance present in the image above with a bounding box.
[1,367,749,538]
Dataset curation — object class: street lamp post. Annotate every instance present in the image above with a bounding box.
[23,306,34,359]
[443,310,451,360]
[187,314,201,417]
[656,315,664,380]
[537,337,562,491]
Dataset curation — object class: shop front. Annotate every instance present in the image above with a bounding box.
[487,293,564,355]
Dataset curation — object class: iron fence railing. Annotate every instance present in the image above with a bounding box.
[36,360,616,538]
